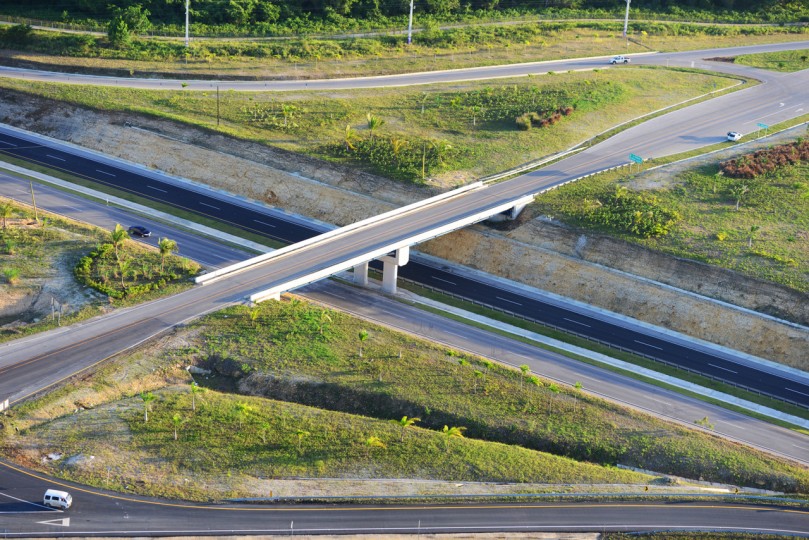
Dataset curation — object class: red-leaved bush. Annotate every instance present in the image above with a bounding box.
[721,139,809,178]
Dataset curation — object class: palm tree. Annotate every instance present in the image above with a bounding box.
[248,305,261,328]
[158,237,178,273]
[366,112,384,140]
[358,329,368,358]
[473,370,483,394]
[0,200,13,229]
[365,435,387,454]
[234,402,253,429]
[748,225,761,248]
[171,413,183,441]
[343,124,358,151]
[118,258,132,290]
[397,415,420,442]
[110,224,129,261]
[189,382,205,412]
[442,425,466,453]
[259,421,271,444]
[295,429,310,455]
[519,364,530,388]
[390,137,407,169]
[140,391,155,423]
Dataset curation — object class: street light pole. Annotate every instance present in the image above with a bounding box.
[623,0,631,38]
[185,0,190,48]
[407,0,414,45]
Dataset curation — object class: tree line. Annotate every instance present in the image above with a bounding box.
[3,0,801,28]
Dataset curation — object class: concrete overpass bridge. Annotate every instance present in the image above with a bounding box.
[196,180,537,301]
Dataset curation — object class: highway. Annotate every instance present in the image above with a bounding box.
[1,42,809,536]
[2,42,809,407]
[2,459,809,537]
[2,171,808,467]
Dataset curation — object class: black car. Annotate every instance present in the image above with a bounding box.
[128,225,151,237]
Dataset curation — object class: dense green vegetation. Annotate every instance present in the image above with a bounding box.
[74,224,200,299]
[531,137,809,293]
[2,0,807,36]
[1,19,806,64]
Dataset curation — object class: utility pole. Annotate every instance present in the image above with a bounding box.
[623,0,631,38]
[407,0,414,45]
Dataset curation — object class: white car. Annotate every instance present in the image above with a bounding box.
[727,131,743,142]
[609,55,630,64]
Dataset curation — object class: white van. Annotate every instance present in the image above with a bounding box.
[43,489,72,510]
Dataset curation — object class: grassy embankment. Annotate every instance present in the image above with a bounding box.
[735,49,809,72]
[529,137,809,294]
[0,68,739,183]
[0,19,806,79]
[5,297,809,501]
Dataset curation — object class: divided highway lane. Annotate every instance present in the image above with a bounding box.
[2,126,808,408]
[3,461,809,537]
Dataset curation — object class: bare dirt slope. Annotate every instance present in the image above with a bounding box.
[1,90,806,368]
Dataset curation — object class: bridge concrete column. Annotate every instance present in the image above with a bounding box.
[353,261,369,286]
[380,246,410,295]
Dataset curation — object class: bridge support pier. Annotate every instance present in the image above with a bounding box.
[380,247,410,295]
[353,261,369,286]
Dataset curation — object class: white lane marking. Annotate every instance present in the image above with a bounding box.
[708,363,738,374]
[381,309,409,320]
[563,317,591,328]
[46,154,65,161]
[199,201,220,210]
[786,387,809,398]
[95,169,116,177]
[444,330,467,339]
[37,517,70,527]
[432,276,457,286]
[326,292,347,301]
[253,219,276,228]
[0,491,53,512]
[794,444,808,451]
[634,340,663,351]
[515,353,533,360]
[0,141,17,147]
[147,185,167,193]
[495,296,522,306]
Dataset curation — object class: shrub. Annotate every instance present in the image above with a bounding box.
[721,139,809,178]
[515,113,532,130]
[584,186,680,238]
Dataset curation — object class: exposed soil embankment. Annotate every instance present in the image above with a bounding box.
[1,89,806,368]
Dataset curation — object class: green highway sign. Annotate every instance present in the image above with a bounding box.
[629,153,643,164]
[757,122,769,129]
